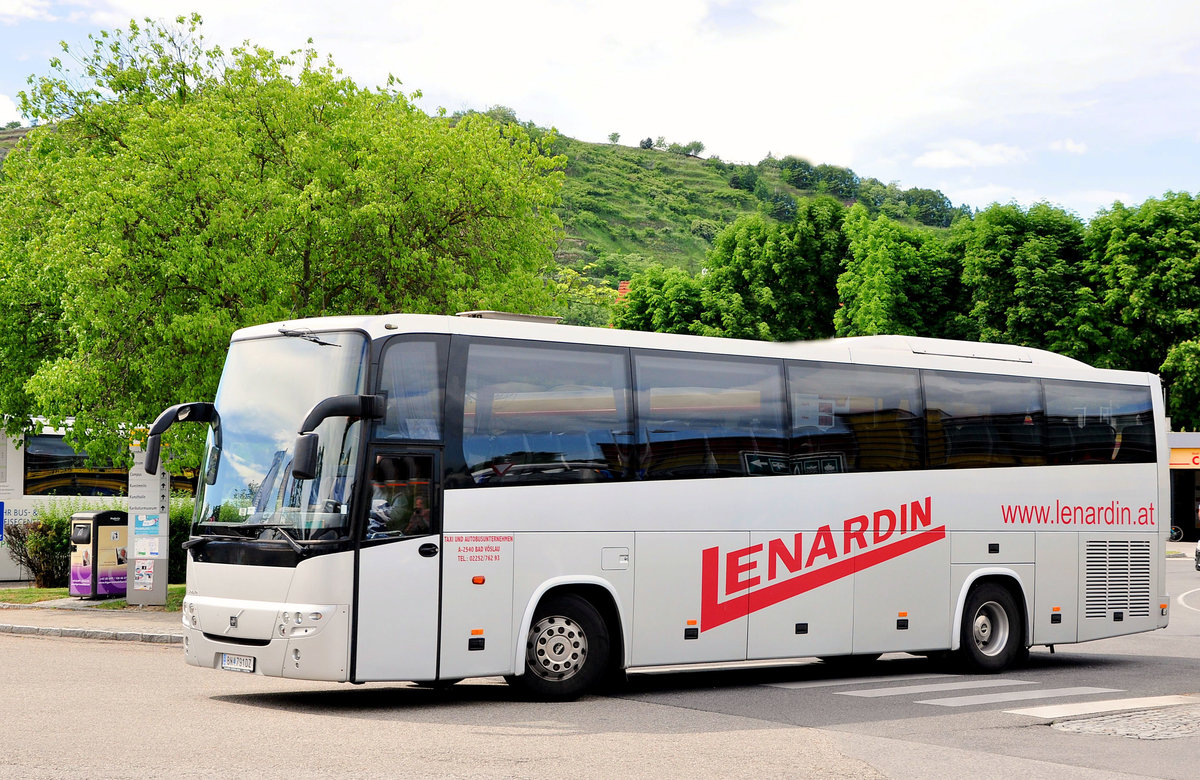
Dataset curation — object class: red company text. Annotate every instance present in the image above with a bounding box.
[700,496,944,631]
[1000,501,1155,527]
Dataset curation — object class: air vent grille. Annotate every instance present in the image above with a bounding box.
[1084,539,1151,619]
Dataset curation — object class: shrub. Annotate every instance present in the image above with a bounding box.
[169,493,194,584]
[690,218,720,242]
[5,497,120,587]
[2,494,194,586]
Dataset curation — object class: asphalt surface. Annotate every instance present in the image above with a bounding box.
[0,542,1193,779]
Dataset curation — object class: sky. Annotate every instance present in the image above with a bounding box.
[2,0,1199,220]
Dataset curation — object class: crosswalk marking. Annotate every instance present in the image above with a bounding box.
[918,686,1122,707]
[766,673,957,690]
[1004,694,1200,718]
[763,672,1187,719]
[837,679,1034,698]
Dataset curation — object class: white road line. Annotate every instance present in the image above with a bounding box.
[918,686,1121,707]
[1004,694,1200,719]
[766,673,958,690]
[838,679,1033,698]
[1175,586,1200,614]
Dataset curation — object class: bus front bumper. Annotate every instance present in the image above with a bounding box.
[181,596,351,682]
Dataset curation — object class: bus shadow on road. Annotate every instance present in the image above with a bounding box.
[620,649,1138,695]
[210,649,1139,718]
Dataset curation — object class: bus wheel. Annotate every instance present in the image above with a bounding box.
[959,583,1023,673]
[509,594,610,701]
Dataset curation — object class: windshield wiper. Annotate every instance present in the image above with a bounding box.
[206,523,314,554]
[278,327,342,347]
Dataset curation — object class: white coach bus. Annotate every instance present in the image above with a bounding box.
[146,313,1169,699]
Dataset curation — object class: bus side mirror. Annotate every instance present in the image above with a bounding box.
[292,434,320,481]
[290,394,385,481]
[145,402,220,475]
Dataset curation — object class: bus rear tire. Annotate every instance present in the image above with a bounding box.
[508,593,610,701]
[958,583,1024,673]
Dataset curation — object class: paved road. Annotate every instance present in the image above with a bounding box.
[616,553,1200,779]
[0,552,1196,778]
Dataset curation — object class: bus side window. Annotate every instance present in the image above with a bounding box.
[1044,380,1155,464]
[375,339,447,442]
[635,352,786,479]
[461,340,632,486]
[787,362,923,473]
[924,372,1044,469]
[365,454,435,540]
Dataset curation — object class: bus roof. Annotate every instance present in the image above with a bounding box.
[232,313,1142,383]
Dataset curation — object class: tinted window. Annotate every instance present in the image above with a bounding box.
[636,352,786,478]
[788,363,923,473]
[365,454,436,540]
[1044,380,1155,464]
[925,372,1044,468]
[376,338,447,441]
[23,435,128,496]
[462,341,631,485]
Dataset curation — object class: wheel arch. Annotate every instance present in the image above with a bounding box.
[511,576,628,677]
[950,568,1030,652]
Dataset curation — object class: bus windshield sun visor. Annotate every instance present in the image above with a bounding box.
[144,402,220,476]
[291,394,386,480]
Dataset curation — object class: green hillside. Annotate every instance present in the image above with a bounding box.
[554,137,758,274]
[550,134,960,284]
[0,125,30,166]
[2,119,951,290]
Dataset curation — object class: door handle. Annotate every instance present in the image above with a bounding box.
[418,543,439,558]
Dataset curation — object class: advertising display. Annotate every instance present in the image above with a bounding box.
[68,511,128,599]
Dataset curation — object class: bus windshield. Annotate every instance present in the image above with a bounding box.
[192,329,369,541]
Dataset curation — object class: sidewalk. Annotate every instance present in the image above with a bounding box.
[0,599,183,644]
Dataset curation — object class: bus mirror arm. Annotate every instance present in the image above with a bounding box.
[291,394,386,480]
[144,402,220,475]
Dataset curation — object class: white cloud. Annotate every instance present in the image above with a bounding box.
[913,140,1027,169]
[1050,138,1088,155]
[4,0,1199,212]
[0,93,20,125]
[0,1,57,25]
[943,181,1132,219]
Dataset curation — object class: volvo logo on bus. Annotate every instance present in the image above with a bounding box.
[229,616,238,628]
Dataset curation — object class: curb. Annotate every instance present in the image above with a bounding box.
[0,622,182,644]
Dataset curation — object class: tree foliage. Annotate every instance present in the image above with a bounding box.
[615,200,845,342]
[0,15,565,466]
[611,263,703,335]
[835,206,962,338]
[959,203,1090,355]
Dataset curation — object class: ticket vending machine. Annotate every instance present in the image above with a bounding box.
[68,510,129,599]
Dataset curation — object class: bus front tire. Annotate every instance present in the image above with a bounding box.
[958,583,1024,673]
[507,593,610,701]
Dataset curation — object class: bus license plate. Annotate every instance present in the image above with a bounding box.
[221,653,255,673]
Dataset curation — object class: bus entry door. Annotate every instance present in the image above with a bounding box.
[353,452,442,682]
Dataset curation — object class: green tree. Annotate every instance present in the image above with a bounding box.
[1084,193,1200,426]
[608,132,620,144]
[960,203,1090,355]
[779,156,815,189]
[835,206,960,338]
[0,15,566,467]
[814,164,860,200]
[611,263,703,334]
[700,202,847,341]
